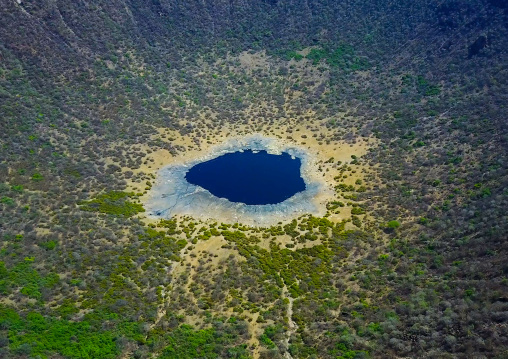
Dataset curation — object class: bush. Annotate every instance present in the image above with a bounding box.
[79,191,144,217]
[386,220,401,229]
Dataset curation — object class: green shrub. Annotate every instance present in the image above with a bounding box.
[160,324,248,358]
[0,307,119,358]
[31,173,43,181]
[1,196,14,205]
[80,191,144,217]
[39,240,57,250]
[386,220,400,229]
[351,207,366,215]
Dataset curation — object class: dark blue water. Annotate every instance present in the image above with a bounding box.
[185,150,306,205]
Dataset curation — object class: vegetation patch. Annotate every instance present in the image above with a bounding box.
[79,191,144,217]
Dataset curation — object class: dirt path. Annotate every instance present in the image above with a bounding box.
[282,286,297,359]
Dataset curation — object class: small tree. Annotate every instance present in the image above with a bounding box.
[387,220,400,229]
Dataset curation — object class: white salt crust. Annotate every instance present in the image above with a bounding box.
[144,134,331,226]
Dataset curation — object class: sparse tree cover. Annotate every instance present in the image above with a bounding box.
[1,0,508,358]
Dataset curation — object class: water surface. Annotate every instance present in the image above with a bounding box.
[185,150,306,205]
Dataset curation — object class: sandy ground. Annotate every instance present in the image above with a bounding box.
[130,122,375,226]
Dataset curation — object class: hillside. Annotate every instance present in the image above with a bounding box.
[1,1,507,358]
